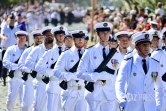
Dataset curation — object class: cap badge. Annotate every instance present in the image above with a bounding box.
[79,31,83,34]
[103,23,108,27]
[154,31,158,35]
[145,34,149,39]
[60,27,63,30]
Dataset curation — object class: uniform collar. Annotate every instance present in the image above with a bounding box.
[136,53,149,63]
[57,44,65,51]
[96,43,109,50]
[42,43,49,51]
[71,46,84,53]
[7,25,16,29]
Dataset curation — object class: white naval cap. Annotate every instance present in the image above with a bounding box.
[150,21,158,25]
[65,32,72,37]
[115,31,130,38]
[41,26,53,35]
[70,30,88,38]
[51,26,68,35]
[94,22,113,32]
[15,31,28,36]
[148,30,160,39]
[131,32,142,39]
[31,30,42,36]
[109,34,117,42]
[132,32,153,45]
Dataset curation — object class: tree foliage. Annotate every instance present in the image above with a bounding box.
[124,0,166,11]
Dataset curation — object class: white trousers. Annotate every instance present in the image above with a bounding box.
[21,81,34,111]
[47,92,62,111]
[6,78,23,111]
[32,82,47,111]
[87,99,118,111]
[63,96,87,111]
[162,95,166,111]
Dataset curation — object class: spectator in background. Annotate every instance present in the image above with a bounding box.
[35,10,43,29]
[129,10,137,30]
[26,9,35,32]
[51,9,60,26]
[59,8,65,25]
[43,9,51,26]
[137,8,148,22]
[1,13,8,30]
[15,13,26,31]
[155,2,165,16]
[98,7,104,22]
[67,9,74,25]
[149,21,158,31]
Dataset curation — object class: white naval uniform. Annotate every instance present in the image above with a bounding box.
[1,25,19,49]
[77,43,122,111]
[3,44,27,111]
[26,12,35,32]
[151,49,166,111]
[35,44,65,111]
[18,46,34,111]
[116,53,163,111]
[25,44,49,111]
[117,47,131,63]
[54,46,87,111]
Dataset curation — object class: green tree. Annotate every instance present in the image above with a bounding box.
[124,0,166,11]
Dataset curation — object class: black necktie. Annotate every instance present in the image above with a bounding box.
[78,49,82,59]
[142,59,147,74]
[103,48,107,59]
[58,47,62,55]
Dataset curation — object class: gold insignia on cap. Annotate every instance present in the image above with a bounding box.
[103,23,108,27]
[60,27,63,30]
[154,31,158,35]
[79,31,83,34]
[145,34,149,39]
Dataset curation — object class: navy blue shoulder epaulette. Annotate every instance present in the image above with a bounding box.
[86,45,95,49]
[124,57,133,61]
[162,46,166,50]
[148,53,151,57]
[126,50,133,55]
[156,48,161,51]
[151,58,159,63]
[62,48,70,52]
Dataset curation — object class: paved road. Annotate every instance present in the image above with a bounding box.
[0,22,87,111]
